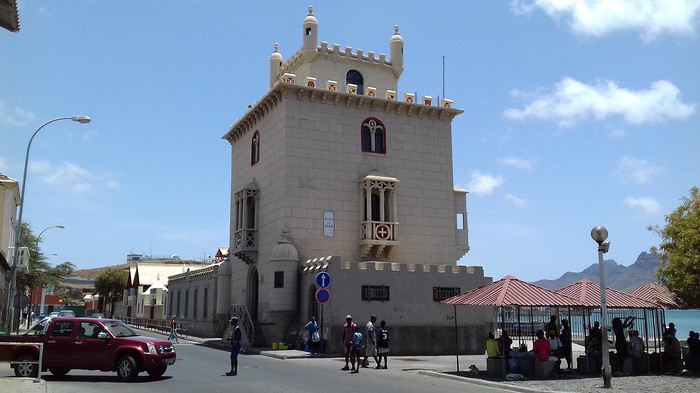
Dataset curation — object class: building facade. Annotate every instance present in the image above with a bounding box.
[0,173,20,325]
[205,7,494,355]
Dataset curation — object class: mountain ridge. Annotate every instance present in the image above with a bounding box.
[532,251,660,292]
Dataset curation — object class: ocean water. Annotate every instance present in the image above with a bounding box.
[665,309,700,340]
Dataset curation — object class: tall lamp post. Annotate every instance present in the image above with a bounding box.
[6,116,90,332]
[591,226,612,388]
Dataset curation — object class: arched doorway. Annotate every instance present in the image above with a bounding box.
[247,266,259,322]
[309,285,319,321]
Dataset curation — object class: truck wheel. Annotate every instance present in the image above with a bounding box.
[147,365,167,379]
[49,368,70,377]
[116,355,139,382]
[14,354,38,378]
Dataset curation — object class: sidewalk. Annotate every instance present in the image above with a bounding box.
[0,377,47,393]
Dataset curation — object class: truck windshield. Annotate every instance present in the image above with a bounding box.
[104,321,139,337]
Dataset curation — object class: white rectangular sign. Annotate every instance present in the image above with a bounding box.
[323,211,335,238]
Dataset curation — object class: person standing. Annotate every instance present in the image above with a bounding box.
[226,316,242,376]
[363,315,378,368]
[341,315,357,371]
[168,314,179,343]
[376,320,389,369]
[305,316,320,354]
[560,319,573,370]
[349,330,363,374]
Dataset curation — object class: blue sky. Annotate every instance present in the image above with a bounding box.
[1,1,698,282]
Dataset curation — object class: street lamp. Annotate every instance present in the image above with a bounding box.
[591,226,612,388]
[6,116,90,332]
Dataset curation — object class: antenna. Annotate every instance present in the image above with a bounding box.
[442,55,445,99]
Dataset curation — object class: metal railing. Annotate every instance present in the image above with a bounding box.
[119,316,189,339]
[0,341,44,382]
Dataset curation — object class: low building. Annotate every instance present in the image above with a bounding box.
[167,263,223,337]
[0,173,20,325]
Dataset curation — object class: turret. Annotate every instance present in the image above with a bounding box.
[302,5,318,62]
[269,43,283,88]
[390,25,404,78]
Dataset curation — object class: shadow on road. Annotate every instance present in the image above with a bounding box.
[42,375,174,383]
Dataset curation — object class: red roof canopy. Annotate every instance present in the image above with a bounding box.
[442,275,579,307]
[556,279,659,309]
[630,283,679,309]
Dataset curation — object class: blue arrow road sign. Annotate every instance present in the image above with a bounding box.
[315,288,330,304]
[315,272,331,288]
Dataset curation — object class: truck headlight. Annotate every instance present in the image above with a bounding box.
[147,343,157,354]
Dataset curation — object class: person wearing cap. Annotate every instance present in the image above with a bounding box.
[363,315,378,368]
[226,316,242,376]
[341,315,357,371]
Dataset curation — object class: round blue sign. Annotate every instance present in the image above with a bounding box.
[315,288,330,304]
[315,272,331,288]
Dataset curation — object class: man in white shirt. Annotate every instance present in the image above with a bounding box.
[363,315,378,368]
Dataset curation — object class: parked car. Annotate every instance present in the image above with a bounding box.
[90,313,105,319]
[48,312,59,317]
[0,317,176,381]
[58,310,75,318]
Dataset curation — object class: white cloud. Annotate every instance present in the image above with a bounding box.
[467,171,504,196]
[0,101,36,128]
[505,194,528,208]
[504,78,695,127]
[498,157,534,170]
[624,196,662,216]
[512,0,700,41]
[28,160,118,196]
[615,156,662,185]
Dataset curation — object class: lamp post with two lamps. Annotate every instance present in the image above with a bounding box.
[591,225,612,388]
[6,116,90,332]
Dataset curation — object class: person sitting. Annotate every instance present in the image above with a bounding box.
[533,329,551,362]
[486,332,501,358]
[499,330,513,364]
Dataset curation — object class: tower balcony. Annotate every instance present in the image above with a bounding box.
[233,228,258,264]
[359,221,400,259]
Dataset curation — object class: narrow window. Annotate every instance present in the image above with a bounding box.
[251,131,260,166]
[274,271,284,288]
[306,27,311,35]
[346,70,364,95]
[177,291,181,316]
[361,118,386,154]
[203,288,208,318]
[433,287,461,302]
[184,290,189,317]
[194,289,198,318]
[456,213,464,230]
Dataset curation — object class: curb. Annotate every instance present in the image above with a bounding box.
[259,350,311,360]
[416,370,573,393]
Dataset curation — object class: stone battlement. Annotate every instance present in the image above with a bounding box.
[318,41,391,66]
[302,255,482,276]
[279,71,454,108]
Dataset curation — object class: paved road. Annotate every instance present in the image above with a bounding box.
[0,338,510,393]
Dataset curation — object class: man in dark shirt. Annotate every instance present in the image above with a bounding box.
[226,317,242,376]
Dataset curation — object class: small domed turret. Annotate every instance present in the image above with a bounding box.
[269,43,283,87]
[302,5,318,60]
[390,25,404,78]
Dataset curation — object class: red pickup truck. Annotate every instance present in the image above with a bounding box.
[0,317,176,381]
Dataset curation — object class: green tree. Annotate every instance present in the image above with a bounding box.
[94,269,128,317]
[16,223,76,300]
[649,186,700,308]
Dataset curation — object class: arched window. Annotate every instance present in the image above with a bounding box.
[361,118,386,154]
[346,70,364,95]
[251,131,260,165]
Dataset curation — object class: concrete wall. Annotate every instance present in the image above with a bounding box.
[167,266,223,338]
[296,260,493,355]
